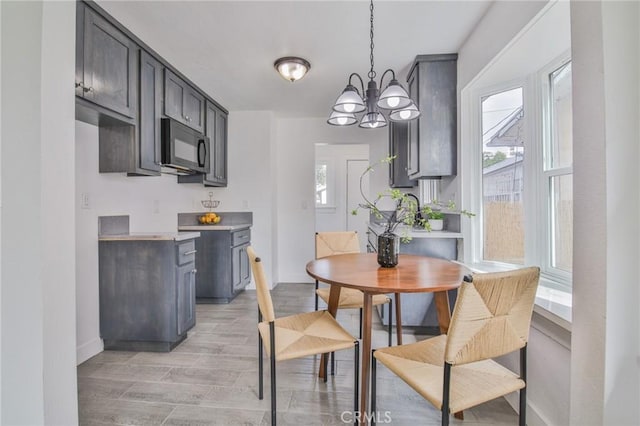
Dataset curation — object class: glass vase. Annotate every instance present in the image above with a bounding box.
[377,231,399,268]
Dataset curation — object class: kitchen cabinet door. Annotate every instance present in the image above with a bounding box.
[164,69,205,133]
[389,122,417,188]
[176,263,196,335]
[81,6,137,118]
[138,50,162,173]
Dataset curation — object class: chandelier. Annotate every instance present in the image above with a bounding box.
[327,0,420,129]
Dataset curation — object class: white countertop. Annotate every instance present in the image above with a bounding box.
[99,231,201,242]
[367,222,462,239]
[178,224,251,231]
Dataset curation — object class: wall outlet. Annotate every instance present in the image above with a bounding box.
[81,193,91,209]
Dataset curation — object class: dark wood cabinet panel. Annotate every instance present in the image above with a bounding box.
[407,54,457,179]
[206,102,228,186]
[164,69,205,133]
[98,49,162,176]
[80,6,137,118]
[389,122,417,188]
[138,50,163,173]
[99,238,198,351]
[178,101,228,186]
[194,229,251,303]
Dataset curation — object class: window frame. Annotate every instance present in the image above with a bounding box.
[539,54,573,288]
[462,54,572,292]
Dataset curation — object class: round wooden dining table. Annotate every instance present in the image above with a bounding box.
[306,253,470,421]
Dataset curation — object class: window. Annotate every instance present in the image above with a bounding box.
[467,57,573,292]
[315,160,335,208]
[545,61,573,275]
[481,87,525,264]
[315,163,328,206]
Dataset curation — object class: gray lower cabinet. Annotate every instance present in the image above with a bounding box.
[76,2,137,119]
[99,238,197,351]
[195,228,251,303]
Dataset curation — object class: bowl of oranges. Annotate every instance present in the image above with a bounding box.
[199,212,221,225]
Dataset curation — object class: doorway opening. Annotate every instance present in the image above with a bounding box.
[314,144,369,253]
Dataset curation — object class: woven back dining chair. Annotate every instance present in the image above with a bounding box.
[247,246,360,426]
[371,266,540,426]
[315,231,395,347]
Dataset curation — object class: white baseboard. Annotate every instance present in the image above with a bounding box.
[76,337,103,365]
[504,392,549,426]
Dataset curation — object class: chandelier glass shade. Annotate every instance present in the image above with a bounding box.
[328,0,420,128]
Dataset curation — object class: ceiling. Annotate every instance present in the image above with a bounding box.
[97,1,492,118]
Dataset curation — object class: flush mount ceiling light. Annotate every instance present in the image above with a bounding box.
[274,56,311,82]
[327,0,420,129]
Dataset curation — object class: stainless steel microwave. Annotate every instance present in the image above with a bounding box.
[161,118,209,174]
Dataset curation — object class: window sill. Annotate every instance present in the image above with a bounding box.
[459,261,572,331]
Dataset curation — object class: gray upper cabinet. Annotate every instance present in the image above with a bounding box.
[407,54,458,179]
[138,50,163,174]
[97,49,162,176]
[206,101,228,186]
[164,69,205,133]
[389,122,417,188]
[77,4,137,119]
[178,101,228,187]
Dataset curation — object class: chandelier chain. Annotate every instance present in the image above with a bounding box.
[368,0,376,80]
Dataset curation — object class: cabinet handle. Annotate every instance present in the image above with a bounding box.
[184,115,190,121]
[191,269,197,274]
[83,86,93,93]
[184,250,197,255]
[238,235,249,240]
[75,82,84,89]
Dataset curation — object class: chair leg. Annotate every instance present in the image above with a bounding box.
[442,363,451,426]
[371,350,377,426]
[323,352,328,383]
[354,342,360,426]
[520,345,527,426]
[331,351,335,376]
[258,309,264,400]
[258,330,263,400]
[359,308,363,339]
[315,280,319,311]
[269,322,277,426]
[387,301,393,347]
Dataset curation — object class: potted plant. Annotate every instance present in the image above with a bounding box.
[351,157,474,267]
[426,210,445,231]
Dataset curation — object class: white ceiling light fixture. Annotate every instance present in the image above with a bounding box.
[328,0,420,128]
[274,56,311,82]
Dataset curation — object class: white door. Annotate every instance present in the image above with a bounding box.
[347,159,370,253]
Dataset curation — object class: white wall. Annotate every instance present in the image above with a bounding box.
[75,110,276,363]
[569,1,640,424]
[275,117,389,283]
[1,1,78,424]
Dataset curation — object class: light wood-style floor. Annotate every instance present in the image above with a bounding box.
[77,283,519,425]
